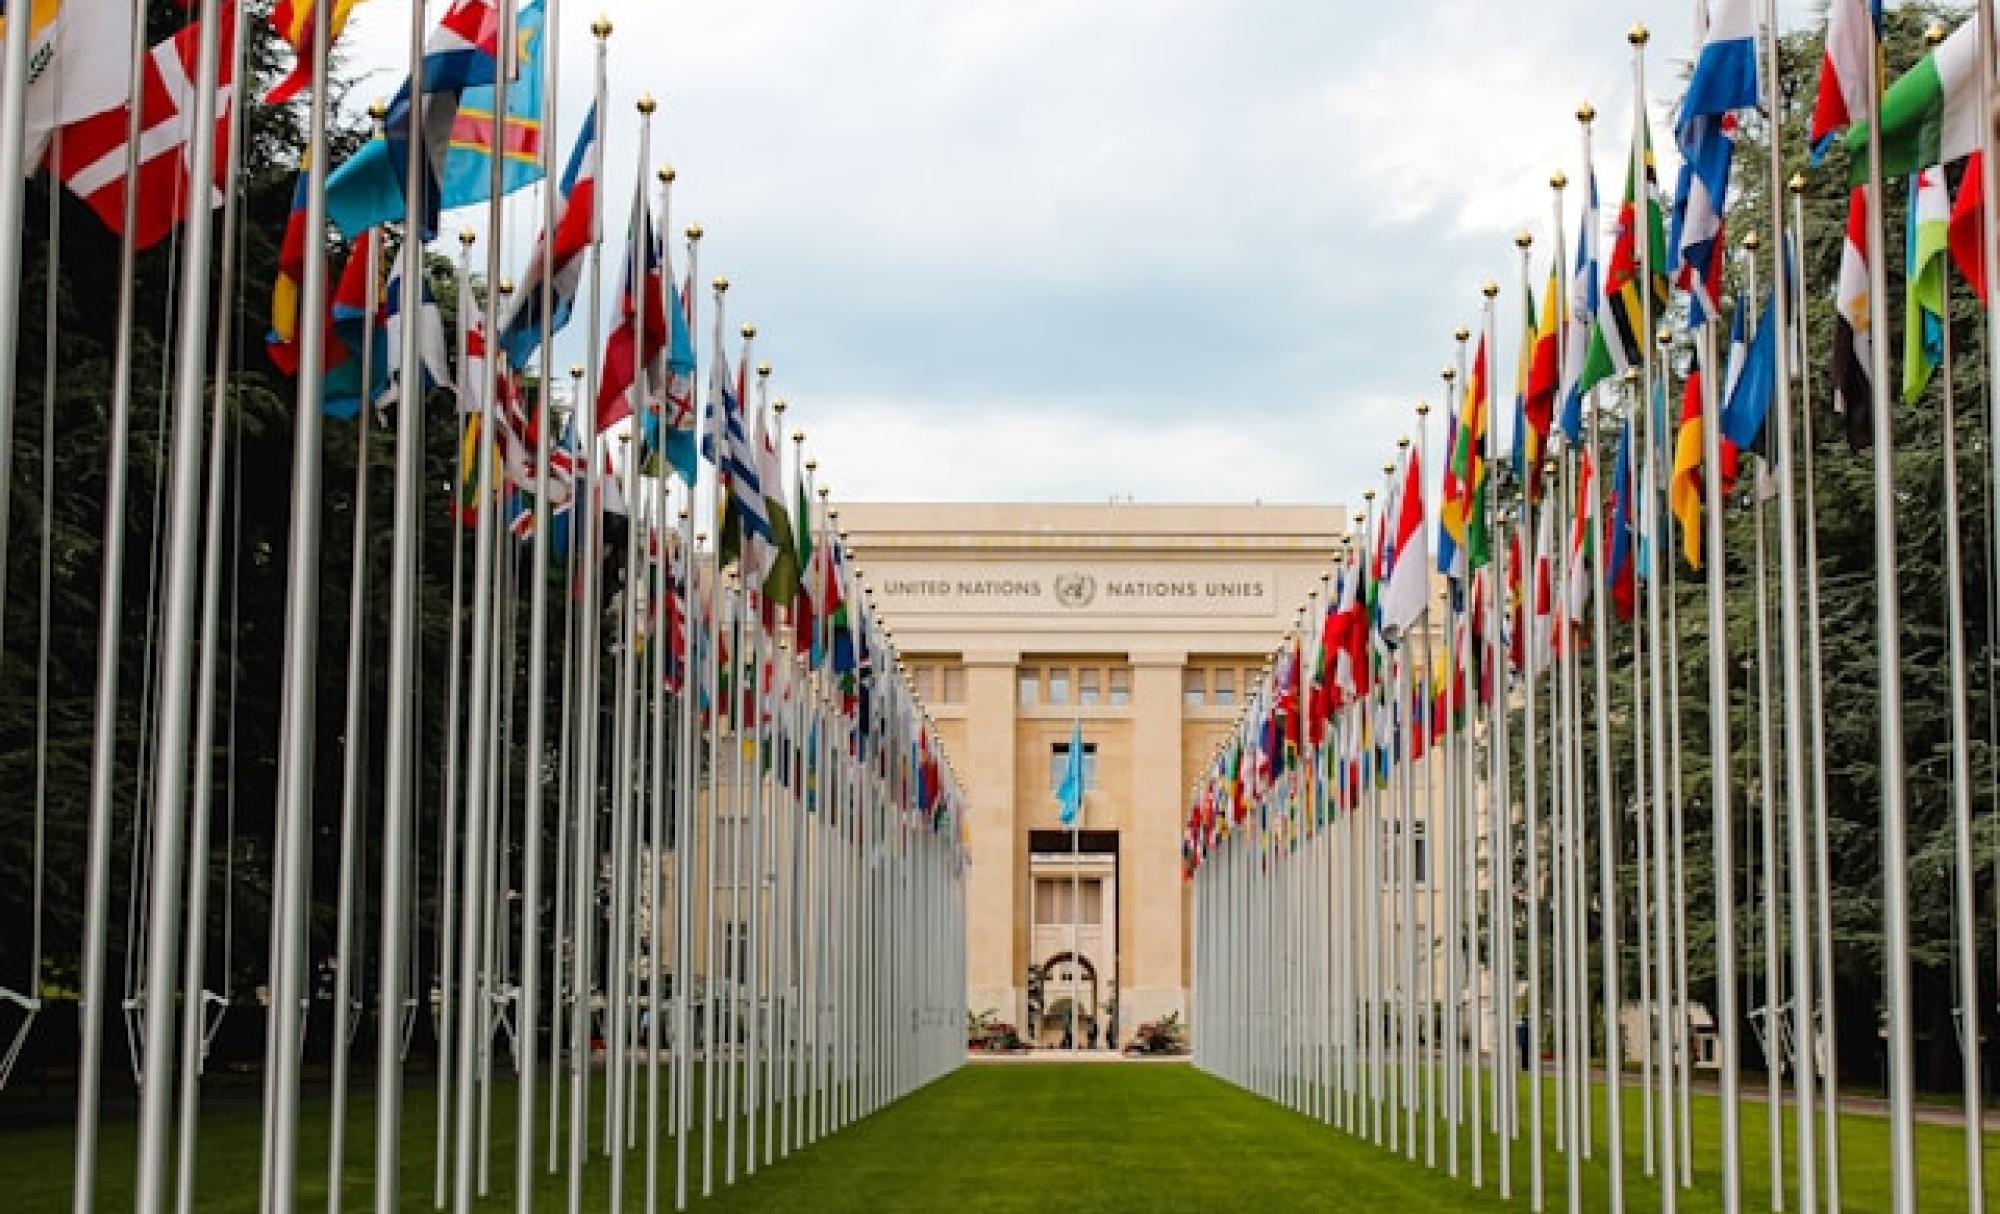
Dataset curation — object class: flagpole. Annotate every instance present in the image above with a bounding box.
[1646,310,1679,1214]
[675,223,704,1213]
[1697,303,1743,1213]
[1483,269,1511,1203]
[328,232,382,1211]
[1414,407,1438,1172]
[1788,170,1841,1212]
[0,0,42,662]
[1441,345,1464,1177]
[1859,9,1916,1208]
[1744,254,1786,1211]
[177,5,253,1204]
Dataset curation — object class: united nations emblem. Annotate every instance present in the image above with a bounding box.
[1053,573,1096,608]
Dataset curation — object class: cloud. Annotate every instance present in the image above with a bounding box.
[337,0,1829,506]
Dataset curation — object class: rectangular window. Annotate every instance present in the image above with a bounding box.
[1019,668,1039,707]
[1412,827,1428,887]
[1078,667,1101,706]
[940,665,965,704]
[1182,667,1206,707]
[1050,742,1098,794]
[912,665,936,702]
[1048,667,1071,705]
[1107,667,1130,706]
[1212,667,1236,707]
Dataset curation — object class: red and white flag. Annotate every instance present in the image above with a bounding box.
[52,5,237,251]
[1808,0,1873,152]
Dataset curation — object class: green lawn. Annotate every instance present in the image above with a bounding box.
[5,1060,2000,1210]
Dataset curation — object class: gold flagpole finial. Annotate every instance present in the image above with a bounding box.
[592,15,613,40]
[1551,170,1568,190]
[368,99,388,123]
[569,364,584,380]
[1788,172,1807,194]
[1481,279,1499,299]
[1742,231,1762,251]
[713,276,729,293]
[792,430,805,446]
[687,223,704,241]
[757,361,772,379]
[1454,325,1470,343]
[742,322,758,340]
[1515,231,1533,250]
[637,94,657,115]
[1628,23,1649,47]
[1416,401,1430,417]
[1442,365,1456,384]
[459,228,476,248]
[1926,23,1946,46]
[772,397,787,415]
[1578,101,1596,125]
[659,166,676,184]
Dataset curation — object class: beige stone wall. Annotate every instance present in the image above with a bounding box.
[841,503,1346,1038]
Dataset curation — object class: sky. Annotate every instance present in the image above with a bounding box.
[346,0,1822,507]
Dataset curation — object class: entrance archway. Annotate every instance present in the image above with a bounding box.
[1038,951,1099,1047]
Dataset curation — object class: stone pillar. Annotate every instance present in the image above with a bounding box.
[962,650,1020,1029]
[1126,652,1187,1031]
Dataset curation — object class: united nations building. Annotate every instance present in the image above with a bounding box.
[841,503,1346,1045]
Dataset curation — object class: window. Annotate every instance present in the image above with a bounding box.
[1182,667,1206,707]
[939,665,965,704]
[1212,667,1236,708]
[1412,827,1428,887]
[1107,668,1130,706]
[1050,742,1098,794]
[1034,878,1101,926]
[1048,667,1071,705]
[912,665,936,702]
[1078,667,1101,706]
[1019,669,1039,707]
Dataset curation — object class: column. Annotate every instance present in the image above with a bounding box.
[962,649,1020,1029]
[1128,651,1187,1030]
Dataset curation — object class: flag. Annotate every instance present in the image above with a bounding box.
[1607,420,1635,622]
[1843,19,1986,182]
[1332,554,1369,703]
[1809,0,1878,158]
[596,174,667,431]
[1440,335,1488,572]
[497,102,598,371]
[1379,447,1428,637]
[1671,0,1755,324]
[1520,259,1560,500]
[50,5,236,250]
[324,0,506,239]
[379,250,452,414]
[1722,289,1778,459]
[1949,151,1988,304]
[266,0,365,104]
[1434,400,1462,582]
[1582,121,1669,393]
[1565,448,1595,625]
[1832,185,1873,449]
[1670,353,1707,569]
[2,0,134,168]
[323,227,380,420]
[1531,498,1554,667]
[1904,164,1950,402]
[758,400,801,607]
[792,473,817,658]
[437,1,548,205]
[267,160,313,375]
[655,226,699,484]
[1559,166,1600,442]
[707,330,772,568]
[1508,282,1535,492]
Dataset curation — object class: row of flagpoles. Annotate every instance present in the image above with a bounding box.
[1189,2,2000,1212]
[0,0,971,1211]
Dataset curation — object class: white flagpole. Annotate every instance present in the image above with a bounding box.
[70,4,156,1202]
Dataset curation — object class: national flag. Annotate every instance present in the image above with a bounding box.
[1331,552,1369,702]
[379,250,453,414]
[3,0,135,168]
[758,400,802,608]
[51,4,236,250]
[1379,446,1428,637]
[1718,291,1773,476]
[1832,184,1873,449]
[1434,399,1462,581]
[1440,335,1488,572]
[456,411,500,523]
[1508,282,1535,492]
[706,323,772,568]
[1559,166,1600,442]
[1670,352,1708,568]
[1843,19,1987,181]
[655,220,699,484]
[1582,120,1670,393]
[1520,258,1560,501]
[1949,151,1988,303]
[324,0,509,239]
[438,2,548,205]
[497,102,598,371]
[1531,498,1554,668]
[597,173,668,432]
[1904,164,1950,402]
[1565,448,1595,626]
[1607,420,1636,622]
[266,0,365,104]
[323,227,380,420]
[1809,0,1878,157]
[1671,0,1756,324]
[267,160,313,375]
[792,473,818,658]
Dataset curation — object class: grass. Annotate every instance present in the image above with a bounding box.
[5,1059,2000,1210]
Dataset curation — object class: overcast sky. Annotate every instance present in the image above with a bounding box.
[348,0,1821,506]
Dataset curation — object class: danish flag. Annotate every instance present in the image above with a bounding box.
[53,5,237,252]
